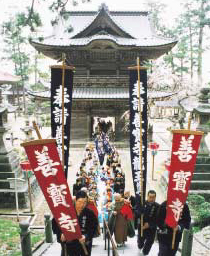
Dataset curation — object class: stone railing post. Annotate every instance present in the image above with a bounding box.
[19,220,32,256]
[44,213,53,243]
[181,228,193,256]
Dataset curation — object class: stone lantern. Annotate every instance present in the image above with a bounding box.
[193,87,210,155]
[191,87,210,193]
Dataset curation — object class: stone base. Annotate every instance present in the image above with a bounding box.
[0,176,40,209]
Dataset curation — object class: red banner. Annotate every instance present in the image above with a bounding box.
[21,139,82,241]
[20,161,31,171]
[165,130,203,228]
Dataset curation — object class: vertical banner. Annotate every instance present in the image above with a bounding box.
[165,130,203,228]
[129,69,147,201]
[21,139,82,241]
[101,132,113,155]
[94,134,105,166]
[51,66,74,178]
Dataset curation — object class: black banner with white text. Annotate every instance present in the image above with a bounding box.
[51,66,74,178]
[129,69,147,203]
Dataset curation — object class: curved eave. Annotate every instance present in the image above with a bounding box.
[30,39,177,60]
[194,105,210,114]
[27,89,178,101]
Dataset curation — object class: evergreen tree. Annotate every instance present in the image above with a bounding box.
[2,12,41,114]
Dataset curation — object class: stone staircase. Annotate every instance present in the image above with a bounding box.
[190,156,210,200]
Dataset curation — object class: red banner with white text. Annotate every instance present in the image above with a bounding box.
[165,130,203,228]
[21,139,81,241]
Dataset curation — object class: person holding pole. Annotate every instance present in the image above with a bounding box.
[136,190,159,255]
[52,190,98,256]
[156,200,191,256]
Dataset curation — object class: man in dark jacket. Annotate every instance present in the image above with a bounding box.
[156,200,191,256]
[52,190,98,256]
[136,190,159,255]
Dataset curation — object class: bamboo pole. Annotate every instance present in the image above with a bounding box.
[188,113,192,130]
[32,121,42,139]
[151,153,157,181]
[136,57,144,237]
[172,228,177,249]
[61,53,66,173]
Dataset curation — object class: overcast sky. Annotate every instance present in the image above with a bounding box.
[0,0,182,26]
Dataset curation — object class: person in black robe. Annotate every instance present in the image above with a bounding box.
[73,178,82,196]
[52,191,98,256]
[136,190,159,255]
[156,200,191,256]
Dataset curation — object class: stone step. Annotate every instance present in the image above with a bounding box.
[195,164,210,173]
[0,179,10,189]
[0,172,15,179]
[190,180,210,190]
[193,172,210,180]
[196,157,210,165]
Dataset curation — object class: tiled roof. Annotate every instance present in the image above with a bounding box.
[155,99,179,108]
[27,87,176,100]
[33,34,175,47]
[31,5,177,48]
[0,71,20,85]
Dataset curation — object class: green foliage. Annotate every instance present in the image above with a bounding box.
[0,218,44,256]
[30,82,46,91]
[197,202,210,219]
[188,194,210,226]
[0,219,20,255]
[192,226,201,233]
[147,0,210,88]
[27,103,36,115]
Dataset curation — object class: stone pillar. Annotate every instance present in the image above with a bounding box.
[19,221,32,256]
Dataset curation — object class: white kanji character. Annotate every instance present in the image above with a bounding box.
[132,156,140,171]
[132,82,144,97]
[132,98,139,111]
[173,170,191,193]
[58,213,78,232]
[53,86,70,107]
[173,135,196,162]
[53,107,69,125]
[132,113,140,128]
[47,184,70,207]
[55,125,67,145]
[169,198,184,222]
[34,146,59,177]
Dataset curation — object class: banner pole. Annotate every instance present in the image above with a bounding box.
[172,228,177,249]
[188,113,192,130]
[32,121,42,139]
[136,57,144,237]
[61,53,66,173]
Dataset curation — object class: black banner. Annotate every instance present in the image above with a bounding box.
[129,69,147,203]
[51,66,74,178]
[94,134,105,166]
[101,132,113,155]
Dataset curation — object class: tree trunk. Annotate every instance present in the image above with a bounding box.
[189,19,194,87]
[197,1,204,88]
[17,37,26,115]
[197,25,203,88]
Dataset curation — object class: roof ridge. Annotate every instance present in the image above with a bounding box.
[62,11,97,16]
[72,6,134,39]
[62,11,148,16]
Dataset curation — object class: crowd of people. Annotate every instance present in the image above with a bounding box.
[52,141,191,256]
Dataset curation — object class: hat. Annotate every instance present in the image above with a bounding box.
[76,190,88,200]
